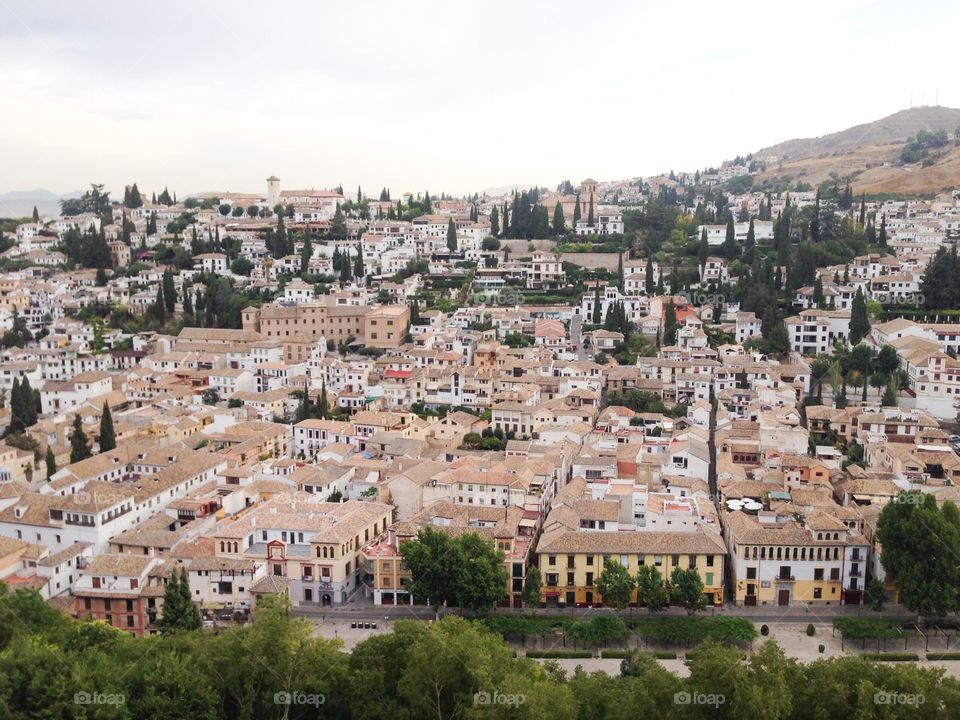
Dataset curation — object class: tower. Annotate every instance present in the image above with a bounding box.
[266,176,281,207]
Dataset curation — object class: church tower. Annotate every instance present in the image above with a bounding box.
[266,175,281,206]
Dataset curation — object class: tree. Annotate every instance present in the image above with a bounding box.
[645,258,654,294]
[318,381,329,420]
[7,377,25,435]
[552,202,565,234]
[153,285,166,323]
[876,493,960,618]
[743,217,756,263]
[635,565,669,612]
[878,215,888,248]
[32,205,40,222]
[698,227,709,270]
[849,287,870,344]
[669,567,706,615]
[44,446,56,480]
[446,218,457,252]
[663,300,677,346]
[489,206,500,237]
[595,558,635,610]
[521,566,542,607]
[573,193,581,226]
[877,344,900,376]
[721,213,738,260]
[218,203,230,216]
[354,246,365,280]
[586,193,594,226]
[591,284,602,324]
[865,577,886,612]
[400,527,465,606]
[69,414,92,463]
[202,388,220,405]
[158,566,201,633]
[230,257,253,276]
[453,533,508,611]
[98,401,116,452]
[162,269,176,314]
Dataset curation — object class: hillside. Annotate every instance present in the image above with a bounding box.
[755,106,960,162]
[748,106,960,196]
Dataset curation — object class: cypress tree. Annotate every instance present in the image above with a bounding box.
[20,376,36,427]
[158,567,183,634]
[8,378,25,434]
[69,414,92,463]
[490,206,500,237]
[592,284,602,324]
[155,285,166,322]
[878,216,887,248]
[552,202,565,234]
[340,250,351,283]
[645,258,655,294]
[301,229,312,275]
[698,227,709,269]
[422,190,431,214]
[812,276,824,308]
[617,253,624,291]
[743,218,756,264]
[446,219,458,252]
[99,401,116,452]
[45,446,56,480]
[32,206,39,223]
[162,269,176,313]
[354,247,365,280]
[664,301,678,345]
[573,193,581,226]
[722,213,738,260]
[587,193,594,227]
[318,381,329,420]
[858,194,866,226]
[176,566,201,630]
[850,287,870,344]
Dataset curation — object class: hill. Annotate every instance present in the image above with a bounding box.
[0,189,83,219]
[749,107,960,196]
[755,106,960,162]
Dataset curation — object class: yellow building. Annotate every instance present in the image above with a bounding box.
[535,527,726,608]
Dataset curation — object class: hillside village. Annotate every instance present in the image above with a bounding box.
[2,170,960,636]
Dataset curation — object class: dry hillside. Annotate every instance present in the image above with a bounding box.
[750,107,960,196]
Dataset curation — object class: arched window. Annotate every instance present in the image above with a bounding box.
[220,541,224,553]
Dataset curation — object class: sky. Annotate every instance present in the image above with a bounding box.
[1,0,958,199]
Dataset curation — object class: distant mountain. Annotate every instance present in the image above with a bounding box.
[0,189,83,219]
[755,106,960,162]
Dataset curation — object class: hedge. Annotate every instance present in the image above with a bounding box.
[480,616,576,637]
[859,653,920,662]
[833,618,906,640]
[601,650,678,660]
[927,653,960,661]
[633,617,758,644]
[525,650,593,659]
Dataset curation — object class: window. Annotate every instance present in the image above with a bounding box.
[586,556,594,566]
[813,587,822,599]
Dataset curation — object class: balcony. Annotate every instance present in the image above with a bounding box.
[776,575,796,582]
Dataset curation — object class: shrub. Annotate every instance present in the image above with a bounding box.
[525,650,592,659]
[818,644,825,654]
[760,624,769,636]
[806,624,816,637]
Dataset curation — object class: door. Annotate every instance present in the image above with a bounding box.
[778,589,790,606]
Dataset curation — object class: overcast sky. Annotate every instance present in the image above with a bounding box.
[1,0,957,199]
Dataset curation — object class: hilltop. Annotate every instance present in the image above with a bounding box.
[750,106,960,195]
